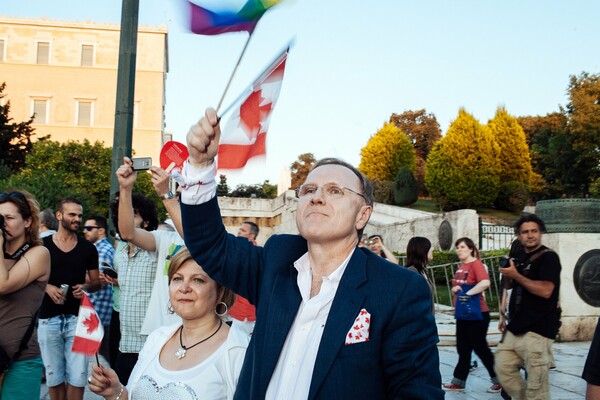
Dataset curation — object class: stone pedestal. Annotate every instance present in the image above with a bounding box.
[537,199,600,341]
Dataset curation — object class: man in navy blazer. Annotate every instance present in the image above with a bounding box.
[179,108,443,399]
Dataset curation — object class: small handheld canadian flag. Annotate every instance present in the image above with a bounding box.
[72,292,104,356]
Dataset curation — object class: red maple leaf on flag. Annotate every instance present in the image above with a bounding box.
[83,312,100,335]
[239,89,272,141]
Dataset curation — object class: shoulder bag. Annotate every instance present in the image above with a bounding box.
[454,268,483,321]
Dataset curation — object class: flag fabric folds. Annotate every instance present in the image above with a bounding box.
[217,47,288,170]
[187,0,282,35]
[72,293,104,356]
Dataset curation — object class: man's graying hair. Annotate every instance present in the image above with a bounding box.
[311,158,374,207]
[310,158,374,240]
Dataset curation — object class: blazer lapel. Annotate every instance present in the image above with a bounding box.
[307,249,368,400]
[257,266,302,393]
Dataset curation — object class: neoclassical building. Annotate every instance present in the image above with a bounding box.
[0,16,168,161]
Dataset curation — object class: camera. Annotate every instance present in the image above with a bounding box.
[499,256,525,270]
[131,157,152,171]
[101,262,118,279]
[364,239,374,246]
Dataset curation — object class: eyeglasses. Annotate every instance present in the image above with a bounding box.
[83,226,99,231]
[0,191,32,215]
[295,183,367,202]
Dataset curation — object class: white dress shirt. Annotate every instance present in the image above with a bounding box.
[265,252,352,400]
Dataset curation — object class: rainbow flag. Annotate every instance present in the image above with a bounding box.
[188,0,282,35]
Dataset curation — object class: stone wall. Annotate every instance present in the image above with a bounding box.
[219,190,480,253]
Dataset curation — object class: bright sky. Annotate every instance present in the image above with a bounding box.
[3,0,599,187]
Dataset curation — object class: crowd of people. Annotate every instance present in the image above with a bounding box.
[0,107,598,400]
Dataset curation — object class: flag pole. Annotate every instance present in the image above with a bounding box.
[95,353,100,367]
[215,30,255,114]
[218,42,292,119]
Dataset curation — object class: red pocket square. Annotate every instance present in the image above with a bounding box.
[345,308,371,345]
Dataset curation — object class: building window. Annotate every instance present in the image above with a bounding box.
[37,42,49,64]
[0,39,5,62]
[77,101,93,126]
[33,99,48,124]
[81,44,94,66]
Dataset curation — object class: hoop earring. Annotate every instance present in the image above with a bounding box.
[215,301,228,317]
[167,301,174,315]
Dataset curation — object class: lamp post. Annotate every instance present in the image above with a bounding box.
[108,0,139,238]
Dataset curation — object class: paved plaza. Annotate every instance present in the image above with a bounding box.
[440,341,589,399]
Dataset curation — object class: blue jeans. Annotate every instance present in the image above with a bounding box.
[37,315,88,387]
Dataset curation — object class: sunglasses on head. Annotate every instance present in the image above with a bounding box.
[0,191,32,215]
[83,226,100,231]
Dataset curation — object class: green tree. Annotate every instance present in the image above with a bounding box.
[389,110,440,197]
[518,112,577,199]
[217,174,230,196]
[0,82,48,175]
[1,139,157,217]
[359,122,415,182]
[392,167,419,206]
[495,181,530,212]
[425,109,501,210]
[389,109,442,161]
[487,107,533,186]
[230,180,277,199]
[563,72,600,193]
[289,153,316,189]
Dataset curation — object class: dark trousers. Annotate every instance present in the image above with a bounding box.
[114,352,138,385]
[109,310,120,367]
[454,311,497,382]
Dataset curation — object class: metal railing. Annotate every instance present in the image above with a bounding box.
[479,217,516,250]
[426,255,507,312]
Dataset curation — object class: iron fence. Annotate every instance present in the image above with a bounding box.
[479,217,516,250]
[426,255,507,312]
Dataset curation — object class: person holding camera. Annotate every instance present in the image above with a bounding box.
[366,234,399,264]
[495,214,562,400]
[0,190,50,398]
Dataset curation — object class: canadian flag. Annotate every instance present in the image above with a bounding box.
[217,47,288,170]
[71,293,104,356]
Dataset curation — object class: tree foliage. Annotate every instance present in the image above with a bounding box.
[389,110,440,197]
[359,122,415,182]
[0,139,157,217]
[229,180,277,199]
[392,167,418,206]
[517,112,568,198]
[517,73,600,198]
[563,72,600,193]
[487,107,533,186]
[389,109,442,161]
[289,153,316,189]
[371,179,394,204]
[425,109,501,210]
[0,82,48,175]
[495,181,530,212]
[217,174,230,196]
